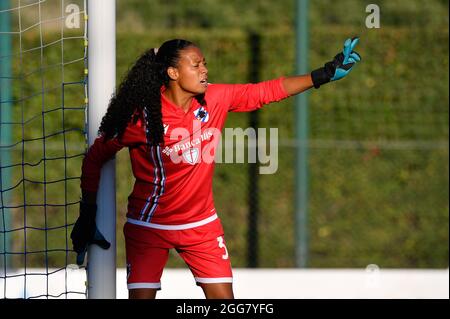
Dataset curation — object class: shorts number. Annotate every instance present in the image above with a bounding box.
[217,236,229,260]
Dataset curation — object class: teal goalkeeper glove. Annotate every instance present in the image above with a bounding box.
[70,201,111,265]
[311,37,361,88]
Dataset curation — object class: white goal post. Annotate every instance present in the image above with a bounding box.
[86,0,116,299]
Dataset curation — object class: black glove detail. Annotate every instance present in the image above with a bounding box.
[70,201,111,265]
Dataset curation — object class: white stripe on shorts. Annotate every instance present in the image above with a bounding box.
[194,277,233,284]
[128,282,161,290]
[127,212,218,230]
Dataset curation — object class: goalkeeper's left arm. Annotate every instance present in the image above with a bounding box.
[281,37,361,95]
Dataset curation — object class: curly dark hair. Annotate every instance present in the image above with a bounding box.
[98,39,205,145]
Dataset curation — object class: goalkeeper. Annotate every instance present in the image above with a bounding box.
[71,37,361,299]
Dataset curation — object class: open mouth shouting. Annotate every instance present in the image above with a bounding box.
[200,78,208,87]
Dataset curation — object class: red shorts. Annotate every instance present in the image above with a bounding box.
[123,217,233,290]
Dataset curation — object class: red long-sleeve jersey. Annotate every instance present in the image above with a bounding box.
[81,78,290,229]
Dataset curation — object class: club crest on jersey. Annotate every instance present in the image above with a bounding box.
[193,106,209,123]
[182,148,199,165]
